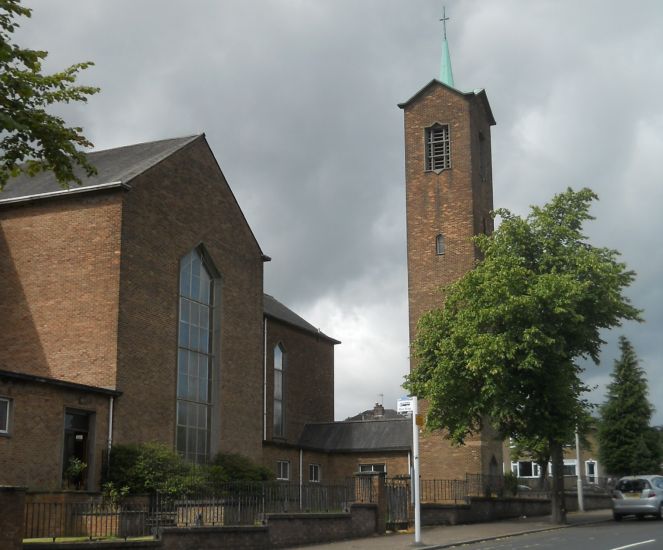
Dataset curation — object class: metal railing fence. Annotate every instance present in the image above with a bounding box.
[154,480,355,527]
[419,478,469,503]
[24,479,368,540]
[24,502,153,541]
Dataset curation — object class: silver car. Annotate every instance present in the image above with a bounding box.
[612,475,663,520]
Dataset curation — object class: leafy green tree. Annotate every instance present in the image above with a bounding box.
[510,436,551,489]
[0,0,98,189]
[598,336,661,476]
[405,188,640,523]
[511,413,595,489]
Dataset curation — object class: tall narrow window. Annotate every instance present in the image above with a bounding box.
[0,397,10,434]
[478,131,487,182]
[436,233,445,255]
[425,124,451,172]
[177,248,216,464]
[273,343,285,437]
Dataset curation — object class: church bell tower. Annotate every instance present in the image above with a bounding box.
[399,11,496,351]
[399,11,500,479]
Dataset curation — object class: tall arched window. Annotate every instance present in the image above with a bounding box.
[176,248,216,463]
[273,343,285,437]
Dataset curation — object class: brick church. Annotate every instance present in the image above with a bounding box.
[0,26,502,490]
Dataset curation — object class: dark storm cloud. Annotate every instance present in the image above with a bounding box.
[16,0,663,420]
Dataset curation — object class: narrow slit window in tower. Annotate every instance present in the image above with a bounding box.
[436,233,445,255]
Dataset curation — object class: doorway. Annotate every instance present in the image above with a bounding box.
[62,409,91,490]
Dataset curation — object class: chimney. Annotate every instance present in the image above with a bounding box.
[373,402,385,418]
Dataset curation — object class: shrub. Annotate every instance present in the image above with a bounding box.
[104,444,274,496]
[101,481,130,507]
[64,456,87,489]
[210,452,275,481]
[104,442,200,496]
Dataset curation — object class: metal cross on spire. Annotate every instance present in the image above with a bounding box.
[438,5,455,87]
[440,6,450,40]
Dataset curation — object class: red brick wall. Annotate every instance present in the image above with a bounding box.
[0,379,110,490]
[114,137,265,462]
[326,451,410,482]
[469,100,494,239]
[0,487,26,550]
[403,84,480,346]
[0,192,122,388]
[264,318,335,446]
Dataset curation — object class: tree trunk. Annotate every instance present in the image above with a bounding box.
[549,440,567,524]
[537,460,549,490]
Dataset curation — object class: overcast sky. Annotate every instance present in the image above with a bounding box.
[15,0,663,422]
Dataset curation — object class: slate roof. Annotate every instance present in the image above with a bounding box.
[264,294,340,344]
[297,419,411,453]
[0,135,201,204]
[345,408,402,421]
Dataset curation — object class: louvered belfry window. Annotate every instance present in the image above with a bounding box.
[425,124,451,171]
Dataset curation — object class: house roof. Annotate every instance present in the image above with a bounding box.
[0,368,122,397]
[398,79,496,126]
[345,407,402,422]
[264,294,340,345]
[0,135,200,204]
[297,418,411,453]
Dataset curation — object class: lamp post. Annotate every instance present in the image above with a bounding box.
[412,396,423,545]
[575,428,584,512]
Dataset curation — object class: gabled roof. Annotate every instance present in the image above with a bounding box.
[398,79,496,126]
[297,418,411,453]
[0,135,200,204]
[264,294,340,345]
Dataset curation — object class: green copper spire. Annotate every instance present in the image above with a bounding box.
[439,7,455,87]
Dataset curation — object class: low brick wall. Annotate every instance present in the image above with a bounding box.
[422,494,611,526]
[25,542,159,550]
[158,502,378,550]
[268,504,378,548]
[1,486,26,550]
[161,525,270,550]
[422,497,550,526]
[565,492,611,511]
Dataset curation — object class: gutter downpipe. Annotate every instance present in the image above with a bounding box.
[263,317,268,441]
[107,396,114,476]
[299,449,303,511]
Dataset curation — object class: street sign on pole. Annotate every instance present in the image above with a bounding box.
[397,396,413,414]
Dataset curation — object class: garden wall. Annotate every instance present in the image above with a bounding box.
[422,494,611,526]
[159,503,378,550]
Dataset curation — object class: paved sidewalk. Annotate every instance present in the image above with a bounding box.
[296,509,613,549]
